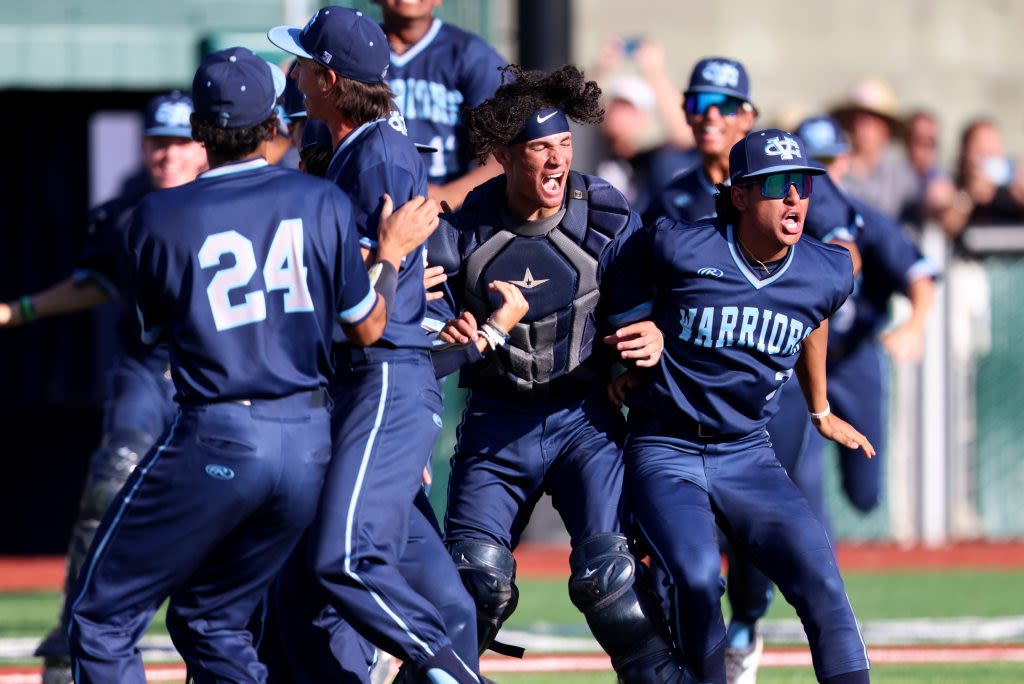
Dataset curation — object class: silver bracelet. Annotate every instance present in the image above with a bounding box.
[810,401,831,421]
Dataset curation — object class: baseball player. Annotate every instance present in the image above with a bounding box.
[269,8,486,684]
[0,91,206,684]
[430,63,690,683]
[639,57,866,684]
[376,0,506,209]
[793,115,937,529]
[66,46,438,684]
[606,129,874,684]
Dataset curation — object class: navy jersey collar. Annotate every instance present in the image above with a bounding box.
[389,19,443,68]
[199,157,269,179]
[725,224,796,290]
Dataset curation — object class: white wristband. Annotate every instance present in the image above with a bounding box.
[480,324,508,351]
[810,401,831,421]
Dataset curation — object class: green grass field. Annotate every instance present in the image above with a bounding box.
[3,570,1022,681]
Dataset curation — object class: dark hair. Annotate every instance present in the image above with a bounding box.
[300,145,333,178]
[713,182,747,224]
[463,64,604,163]
[956,117,998,185]
[192,114,277,159]
[308,61,393,125]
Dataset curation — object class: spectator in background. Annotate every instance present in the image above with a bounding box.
[590,36,697,214]
[830,77,918,221]
[941,118,1024,239]
[902,109,956,228]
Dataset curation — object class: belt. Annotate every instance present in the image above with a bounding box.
[634,409,729,443]
[334,346,430,366]
[229,388,328,408]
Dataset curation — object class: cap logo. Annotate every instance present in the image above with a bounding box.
[764,136,801,161]
[701,61,740,88]
[322,51,333,64]
[154,101,192,127]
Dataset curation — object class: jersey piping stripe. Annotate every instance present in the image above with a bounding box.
[389,19,443,68]
[72,268,119,298]
[329,118,387,170]
[199,158,269,179]
[68,414,183,681]
[725,224,796,290]
[338,288,376,325]
[137,305,164,345]
[341,361,436,657]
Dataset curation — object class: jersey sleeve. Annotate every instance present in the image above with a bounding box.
[600,214,658,328]
[330,191,376,326]
[458,36,506,109]
[827,247,856,318]
[347,161,419,250]
[73,203,124,297]
[856,201,938,294]
[128,202,169,345]
[805,175,859,244]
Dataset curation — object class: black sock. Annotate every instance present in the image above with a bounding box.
[822,669,870,684]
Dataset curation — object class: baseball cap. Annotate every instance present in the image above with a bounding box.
[268,6,389,84]
[192,47,287,129]
[729,129,826,184]
[606,74,655,114]
[281,67,307,120]
[685,57,752,104]
[796,116,849,160]
[143,92,194,138]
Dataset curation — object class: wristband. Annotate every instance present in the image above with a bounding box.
[480,323,509,351]
[19,296,36,323]
[368,260,398,314]
[810,401,831,421]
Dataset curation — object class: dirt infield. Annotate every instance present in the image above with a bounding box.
[2,541,1024,591]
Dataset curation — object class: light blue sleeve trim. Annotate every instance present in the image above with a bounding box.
[821,227,856,244]
[72,268,119,298]
[906,257,939,285]
[607,301,654,327]
[136,305,163,345]
[338,288,377,325]
[359,236,379,250]
[421,316,445,333]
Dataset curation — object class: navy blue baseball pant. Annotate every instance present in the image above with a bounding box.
[626,415,869,684]
[102,352,176,439]
[308,347,477,672]
[68,391,332,684]
[725,380,811,624]
[795,341,888,532]
[445,388,627,549]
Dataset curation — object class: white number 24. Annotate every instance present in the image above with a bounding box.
[198,219,314,331]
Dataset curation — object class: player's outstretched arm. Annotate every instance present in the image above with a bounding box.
[427,156,503,211]
[795,320,875,458]
[603,320,664,367]
[830,238,863,277]
[0,278,112,328]
[881,275,935,363]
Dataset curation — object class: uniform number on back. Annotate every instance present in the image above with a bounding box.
[198,219,314,331]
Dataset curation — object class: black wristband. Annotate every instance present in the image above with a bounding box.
[369,260,398,315]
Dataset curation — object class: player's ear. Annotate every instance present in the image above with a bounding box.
[492,145,512,168]
[731,184,748,211]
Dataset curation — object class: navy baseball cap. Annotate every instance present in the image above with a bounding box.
[192,48,286,129]
[729,129,826,184]
[796,116,849,160]
[268,6,389,84]
[685,57,752,103]
[144,92,194,138]
[281,68,307,120]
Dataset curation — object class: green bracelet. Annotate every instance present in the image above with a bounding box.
[19,296,35,323]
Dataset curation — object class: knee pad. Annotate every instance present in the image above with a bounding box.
[66,429,155,589]
[448,540,519,655]
[569,534,688,683]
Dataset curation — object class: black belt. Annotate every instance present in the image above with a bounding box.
[228,388,328,408]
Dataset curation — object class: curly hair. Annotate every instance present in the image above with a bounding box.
[192,114,277,159]
[713,182,742,224]
[463,64,604,164]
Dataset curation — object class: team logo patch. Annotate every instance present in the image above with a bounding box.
[701,61,740,88]
[322,51,333,64]
[697,267,724,278]
[154,101,192,128]
[432,413,443,428]
[205,464,235,480]
[387,110,408,135]
[764,136,801,161]
[509,267,549,289]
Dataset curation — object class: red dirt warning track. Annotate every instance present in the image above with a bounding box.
[2,541,1024,591]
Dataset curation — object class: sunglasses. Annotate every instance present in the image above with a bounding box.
[684,92,746,117]
[747,173,813,199]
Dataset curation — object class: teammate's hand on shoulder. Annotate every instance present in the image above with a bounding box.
[423,264,447,301]
[607,368,641,408]
[813,412,875,459]
[604,320,664,367]
[439,311,479,345]
[487,281,528,333]
[376,193,440,267]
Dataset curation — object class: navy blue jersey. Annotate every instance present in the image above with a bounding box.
[327,116,431,349]
[387,19,505,184]
[804,173,860,244]
[829,194,935,352]
[642,165,718,225]
[130,159,373,403]
[606,218,853,435]
[441,171,641,393]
